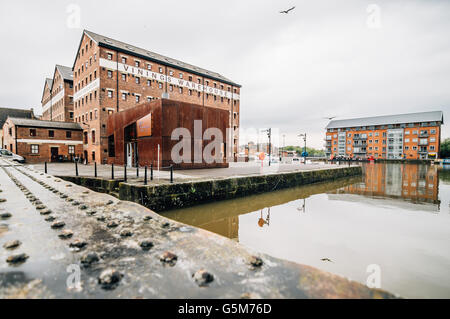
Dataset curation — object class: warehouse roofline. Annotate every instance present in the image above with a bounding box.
[326,111,444,129]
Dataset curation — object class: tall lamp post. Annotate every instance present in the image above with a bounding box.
[262,128,272,166]
[298,133,307,165]
[281,134,286,159]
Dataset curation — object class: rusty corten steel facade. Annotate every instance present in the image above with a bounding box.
[107,99,229,169]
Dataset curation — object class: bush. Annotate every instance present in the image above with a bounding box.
[441,138,450,158]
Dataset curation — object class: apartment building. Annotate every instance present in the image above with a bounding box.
[325,111,444,160]
[41,65,74,122]
[72,30,241,164]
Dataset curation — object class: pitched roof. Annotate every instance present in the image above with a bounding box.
[326,111,444,129]
[55,65,73,82]
[0,108,34,128]
[41,78,54,103]
[79,30,241,88]
[7,117,82,130]
[46,78,53,89]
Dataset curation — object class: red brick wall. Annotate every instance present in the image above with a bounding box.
[2,118,83,163]
[41,81,52,121]
[41,68,74,122]
[73,32,240,164]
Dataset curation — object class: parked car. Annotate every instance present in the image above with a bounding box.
[0,149,25,163]
[292,157,305,163]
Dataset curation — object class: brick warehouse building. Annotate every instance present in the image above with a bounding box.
[72,30,241,164]
[2,118,83,163]
[325,111,444,160]
[41,65,74,122]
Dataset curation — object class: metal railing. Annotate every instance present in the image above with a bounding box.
[43,161,175,184]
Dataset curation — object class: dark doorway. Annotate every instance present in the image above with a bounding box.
[124,123,138,167]
[50,147,59,162]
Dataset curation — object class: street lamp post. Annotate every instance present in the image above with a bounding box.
[298,133,307,165]
[280,134,286,160]
[262,128,272,166]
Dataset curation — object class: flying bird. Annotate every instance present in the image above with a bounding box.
[321,258,333,263]
[323,116,337,121]
[280,6,296,14]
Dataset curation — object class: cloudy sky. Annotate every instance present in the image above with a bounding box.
[0,0,449,149]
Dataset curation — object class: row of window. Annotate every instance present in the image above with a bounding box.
[76,78,237,110]
[75,109,99,124]
[104,87,237,105]
[332,145,436,152]
[405,137,437,143]
[84,131,96,144]
[109,71,238,98]
[75,69,97,93]
[79,39,94,58]
[76,38,96,79]
[76,90,98,109]
[30,145,76,155]
[405,129,437,135]
[330,129,437,140]
[27,129,74,139]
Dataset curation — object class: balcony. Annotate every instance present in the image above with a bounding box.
[419,132,429,138]
[353,136,367,140]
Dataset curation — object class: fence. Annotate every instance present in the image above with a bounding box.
[44,161,175,184]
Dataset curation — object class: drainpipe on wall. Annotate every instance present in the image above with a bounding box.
[231,86,235,160]
[50,90,53,121]
[165,65,168,97]
[14,126,17,154]
[202,77,205,107]
[116,50,119,112]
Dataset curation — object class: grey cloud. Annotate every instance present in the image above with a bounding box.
[0,0,448,148]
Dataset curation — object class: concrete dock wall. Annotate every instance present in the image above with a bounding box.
[61,166,362,212]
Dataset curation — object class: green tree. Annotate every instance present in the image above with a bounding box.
[282,146,325,157]
[441,138,450,158]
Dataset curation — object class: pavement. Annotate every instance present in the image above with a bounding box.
[0,158,395,299]
[29,161,357,185]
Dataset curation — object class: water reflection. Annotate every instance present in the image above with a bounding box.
[330,163,441,212]
[163,177,362,240]
[162,164,450,298]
